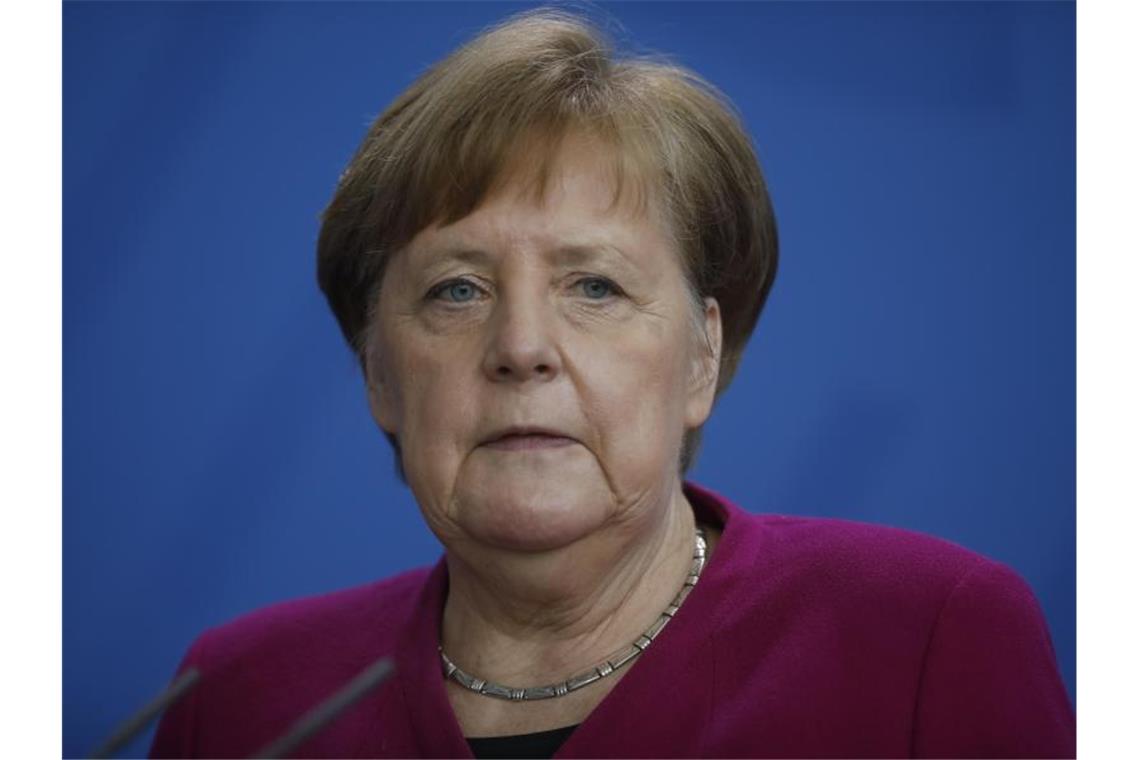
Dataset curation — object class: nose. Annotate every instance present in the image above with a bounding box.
[481,291,562,383]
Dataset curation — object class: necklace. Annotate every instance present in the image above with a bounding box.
[439,525,708,701]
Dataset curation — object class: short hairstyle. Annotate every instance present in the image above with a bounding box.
[317,8,778,475]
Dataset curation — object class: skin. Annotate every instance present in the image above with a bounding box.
[365,133,723,735]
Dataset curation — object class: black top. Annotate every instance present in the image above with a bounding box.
[467,724,579,759]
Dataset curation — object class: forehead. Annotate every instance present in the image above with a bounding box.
[402,133,677,269]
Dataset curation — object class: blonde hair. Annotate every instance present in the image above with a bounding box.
[318,8,778,474]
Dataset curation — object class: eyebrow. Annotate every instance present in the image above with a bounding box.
[552,243,635,269]
[415,247,496,268]
[415,242,640,273]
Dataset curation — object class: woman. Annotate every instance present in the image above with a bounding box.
[151,9,1074,758]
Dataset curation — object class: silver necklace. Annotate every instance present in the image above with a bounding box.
[439,526,708,701]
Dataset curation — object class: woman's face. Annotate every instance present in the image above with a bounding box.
[368,136,721,553]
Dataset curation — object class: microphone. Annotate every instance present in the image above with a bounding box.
[251,657,396,759]
[90,668,201,759]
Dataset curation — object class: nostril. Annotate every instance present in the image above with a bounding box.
[487,360,556,380]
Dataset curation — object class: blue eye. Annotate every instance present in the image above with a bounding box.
[578,277,617,299]
[430,279,480,303]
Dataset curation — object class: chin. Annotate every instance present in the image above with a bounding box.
[453,463,616,553]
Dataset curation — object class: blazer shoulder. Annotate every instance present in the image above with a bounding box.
[694,484,996,596]
[151,564,438,758]
[762,512,992,577]
[192,563,435,669]
[728,510,1010,617]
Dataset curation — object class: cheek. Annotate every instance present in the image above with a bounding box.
[574,323,691,480]
[383,335,480,489]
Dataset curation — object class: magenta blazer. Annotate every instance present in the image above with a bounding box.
[151,482,1075,758]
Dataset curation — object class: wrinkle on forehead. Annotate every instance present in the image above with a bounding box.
[397,130,678,278]
[470,128,673,242]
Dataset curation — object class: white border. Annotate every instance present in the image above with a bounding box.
[1077,0,1140,755]
[0,0,62,756]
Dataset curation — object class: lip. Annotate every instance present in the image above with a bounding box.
[479,426,577,450]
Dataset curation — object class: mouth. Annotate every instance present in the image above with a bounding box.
[479,426,578,451]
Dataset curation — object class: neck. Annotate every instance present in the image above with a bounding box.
[440,479,698,686]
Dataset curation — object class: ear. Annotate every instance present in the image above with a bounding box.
[684,297,722,429]
[365,350,400,435]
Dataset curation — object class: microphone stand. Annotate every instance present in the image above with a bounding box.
[89,668,200,759]
[89,655,395,759]
[251,657,395,759]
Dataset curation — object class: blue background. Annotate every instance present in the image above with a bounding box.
[64,1,1075,756]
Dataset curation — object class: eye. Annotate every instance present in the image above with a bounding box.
[575,277,621,300]
[427,278,483,303]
